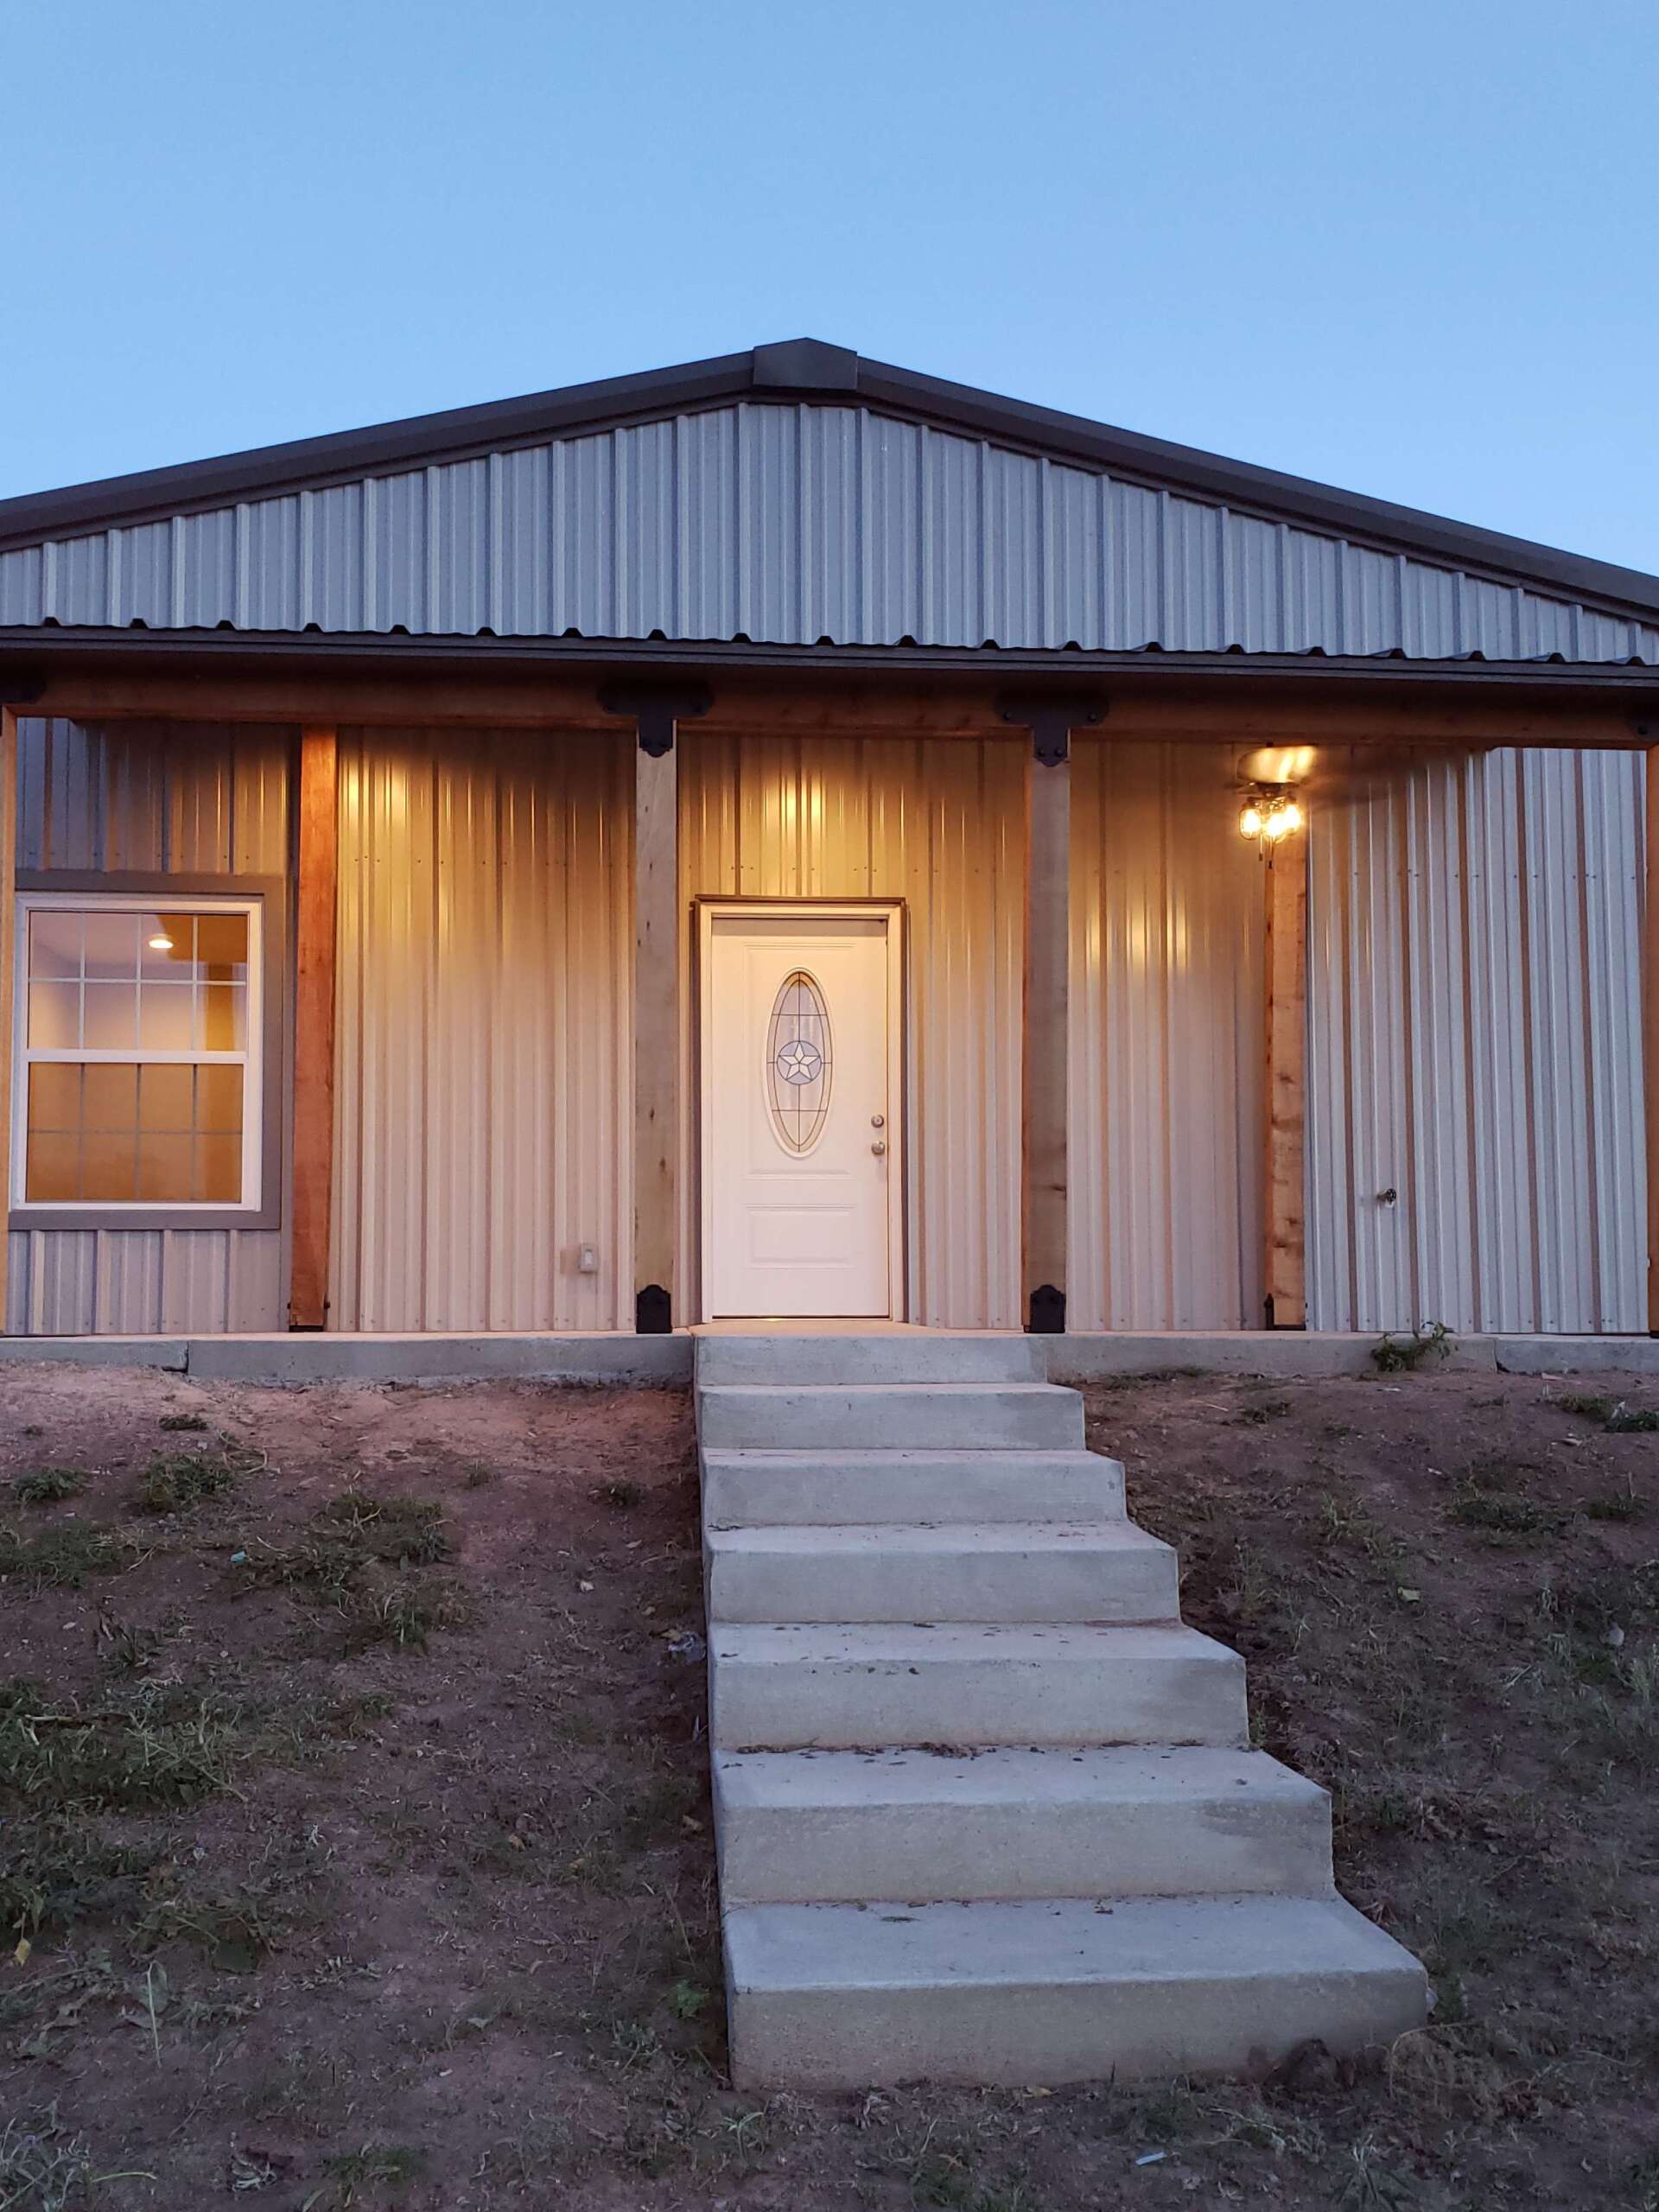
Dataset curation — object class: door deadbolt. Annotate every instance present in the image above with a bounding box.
[871,1114,885,1128]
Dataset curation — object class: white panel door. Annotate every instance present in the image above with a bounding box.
[703,913,895,1318]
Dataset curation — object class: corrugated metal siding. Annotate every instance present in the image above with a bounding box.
[18,717,291,874]
[680,734,1024,1328]
[1306,749,1648,1332]
[3,404,1654,662]
[1071,742,1266,1329]
[7,718,292,1336]
[330,728,631,1331]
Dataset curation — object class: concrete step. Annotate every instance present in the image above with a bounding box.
[697,1382,1085,1453]
[709,1622,1248,1750]
[714,1746,1333,1904]
[723,1892,1429,2087]
[696,1333,1046,1387]
[701,1447,1126,1529]
[706,1521,1177,1625]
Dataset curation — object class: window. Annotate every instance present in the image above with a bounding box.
[14,894,263,1212]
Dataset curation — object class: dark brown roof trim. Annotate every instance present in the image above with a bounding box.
[0,340,1656,624]
[3,623,1658,715]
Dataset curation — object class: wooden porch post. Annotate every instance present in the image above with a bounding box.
[1646,743,1659,1335]
[1264,823,1309,1328]
[600,683,709,1333]
[289,726,338,1328]
[0,709,16,1334]
[1001,694,1104,1333]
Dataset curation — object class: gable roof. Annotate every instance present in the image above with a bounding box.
[2,339,1656,664]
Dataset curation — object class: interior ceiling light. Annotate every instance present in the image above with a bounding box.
[148,931,175,951]
[1237,788,1304,847]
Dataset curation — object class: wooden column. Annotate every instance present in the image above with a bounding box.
[633,736,678,1333]
[0,709,16,1334]
[1646,745,1659,1335]
[1264,824,1309,1327]
[289,726,338,1329]
[1023,747,1071,1332]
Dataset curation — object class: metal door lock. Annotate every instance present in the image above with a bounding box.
[871,1140,887,1155]
[871,1114,885,1128]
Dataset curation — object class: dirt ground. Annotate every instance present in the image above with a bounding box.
[0,1357,1655,2210]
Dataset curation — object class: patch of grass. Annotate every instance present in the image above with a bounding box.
[133,1443,246,1514]
[12,1467,88,1506]
[1236,1398,1292,1426]
[0,1813,162,1942]
[323,2143,426,2206]
[137,1885,283,1972]
[1447,1485,1560,1536]
[0,1680,241,1814]
[1606,1404,1659,1433]
[157,1410,209,1433]
[340,1576,468,1653]
[0,2105,92,2212]
[1556,1390,1616,1422]
[0,1520,130,1590]
[315,1491,448,1566]
[592,1477,644,1510]
[1372,1320,1451,1373]
[1586,1487,1647,1523]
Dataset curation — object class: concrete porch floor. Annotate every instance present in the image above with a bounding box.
[0,1329,1653,1384]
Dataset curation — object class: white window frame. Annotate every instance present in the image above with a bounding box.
[11,891,264,1216]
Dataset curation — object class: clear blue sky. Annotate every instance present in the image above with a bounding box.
[4,0,1656,573]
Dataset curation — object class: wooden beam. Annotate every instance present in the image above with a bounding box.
[1022,747,1070,1332]
[289,727,338,1329]
[0,710,15,1333]
[1264,826,1309,1327]
[18,668,1653,752]
[1647,746,1659,1334]
[633,738,678,1332]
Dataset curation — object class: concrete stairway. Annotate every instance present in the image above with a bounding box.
[697,1332,1428,2088]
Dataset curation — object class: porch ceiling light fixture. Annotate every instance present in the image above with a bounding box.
[1237,787,1304,846]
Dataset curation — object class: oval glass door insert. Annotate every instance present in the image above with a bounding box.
[766,969,833,1154]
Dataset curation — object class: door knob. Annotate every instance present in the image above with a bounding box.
[871,1140,887,1156]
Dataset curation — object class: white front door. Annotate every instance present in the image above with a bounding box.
[702,910,899,1319]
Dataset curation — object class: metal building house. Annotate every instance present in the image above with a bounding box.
[0,337,1652,1346]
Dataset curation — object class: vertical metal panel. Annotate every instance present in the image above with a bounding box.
[5,401,1655,662]
[7,718,291,1335]
[679,734,1023,1329]
[1307,749,1647,1332]
[1070,742,1266,1329]
[330,728,631,1331]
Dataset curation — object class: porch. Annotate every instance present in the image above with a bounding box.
[0,658,1651,1344]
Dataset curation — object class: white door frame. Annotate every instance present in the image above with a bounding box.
[696,899,906,1323]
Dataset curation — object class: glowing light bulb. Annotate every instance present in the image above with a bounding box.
[1237,804,1262,839]
[148,932,175,951]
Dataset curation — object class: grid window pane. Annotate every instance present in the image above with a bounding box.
[82,981,138,1049]
[28,1063,82,1132]
[194,1135,242,1203]
[194,913,248,974]
[141,914,194,979]
[18,903,256,1211]
[29,912,81,979]
[83,910,139,979]
[25,1133,80,1203]
[137,1064,194,1132]
[197,1065,242,1132]
[137,983,196,1052]
[84,1064,139,1129]
[82,1132,140,1203]
[28,981,80,1048]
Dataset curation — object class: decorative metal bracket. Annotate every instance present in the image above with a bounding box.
[0,664,48,707]
[598,681,713,758]
[996,692,1107,767]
